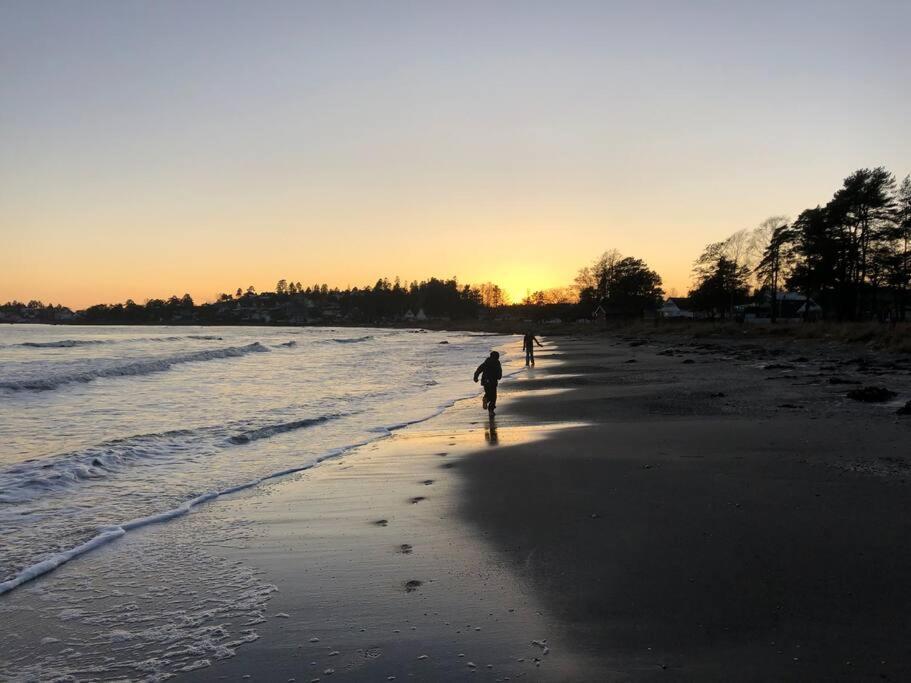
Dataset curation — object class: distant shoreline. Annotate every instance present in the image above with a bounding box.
[3,318,908,353]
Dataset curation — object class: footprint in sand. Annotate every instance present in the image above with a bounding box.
[404,580,423,592]
[442,463,456,469]
[373,519,389,527]
[421,480,434,485]
[398,544,413,554]
[409,496,426,504]
[436,452,448,457]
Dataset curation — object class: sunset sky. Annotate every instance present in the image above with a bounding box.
[2,1,909,308]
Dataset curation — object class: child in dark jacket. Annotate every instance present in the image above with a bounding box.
[473,351,503,415]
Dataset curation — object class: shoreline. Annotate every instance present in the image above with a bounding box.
[5,319,909,357]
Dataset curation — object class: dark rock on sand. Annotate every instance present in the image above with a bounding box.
[897,401,911,416]
[846,386,898,402]
[404,580,423,592]
[682,359,695,364]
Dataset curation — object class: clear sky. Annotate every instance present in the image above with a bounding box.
[2,0,909,308]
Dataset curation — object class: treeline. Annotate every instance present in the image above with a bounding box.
[315,277,484,320]
[74,278,490,324]
[688,167,910,321]
[0,300,75,323]
[80,294,196,323]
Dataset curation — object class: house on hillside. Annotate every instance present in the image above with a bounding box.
[658,297,696,319]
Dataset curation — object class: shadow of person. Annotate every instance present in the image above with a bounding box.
[484,416,499,446]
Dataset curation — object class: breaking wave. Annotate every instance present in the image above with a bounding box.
[329,335,373,344]
[13,334,224,349]
[0,413,343,504]
[0,342,270,391]
[228,414,340,444]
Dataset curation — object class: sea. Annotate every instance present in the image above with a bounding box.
[0,324,516,679]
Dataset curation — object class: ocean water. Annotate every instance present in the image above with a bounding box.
[0,325,516,596]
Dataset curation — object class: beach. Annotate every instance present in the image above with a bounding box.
[3,331,911,681]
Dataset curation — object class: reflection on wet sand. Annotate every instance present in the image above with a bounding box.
[484,417,499,446]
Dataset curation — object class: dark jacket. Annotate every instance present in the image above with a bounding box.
[474,357,503,385]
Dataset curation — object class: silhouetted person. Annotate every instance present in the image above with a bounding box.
[473,351,502,415]
[522,333,543,367]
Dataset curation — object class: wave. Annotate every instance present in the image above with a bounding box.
[12,334,224,349]
[0,428,203,504]
[0,413,341,504]
[20,339,108,348]
[0,436,372,596]
[0,342,269,391]
[227,414,341,444]
[329,335,373,344]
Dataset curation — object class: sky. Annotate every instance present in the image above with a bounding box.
[2,0,909,308]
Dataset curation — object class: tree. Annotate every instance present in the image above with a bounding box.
[574,251,663,316]
[522,287,577,305]
[246,285,256,296]
[690,242,751,318]
[883,175,911,320]
[747,215,790,287]
[754,222,793,322]
[477,283,509,308]
[276,279,287,295]
[826,167,897,317]
[785,206,839,319]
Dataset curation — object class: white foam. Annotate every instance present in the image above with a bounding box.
[0,527,125,594]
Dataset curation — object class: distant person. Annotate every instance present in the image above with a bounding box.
[473,351,503,416]
[522,332,543,367]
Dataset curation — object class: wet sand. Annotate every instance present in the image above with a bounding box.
[5,334,911,680]
[188,334,911,680]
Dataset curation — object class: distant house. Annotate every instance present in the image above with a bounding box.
[658,297,695,319]
[742,292,822,323]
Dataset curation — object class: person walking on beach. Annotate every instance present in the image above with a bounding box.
[474,351,503,416]
[522,332,543,367]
